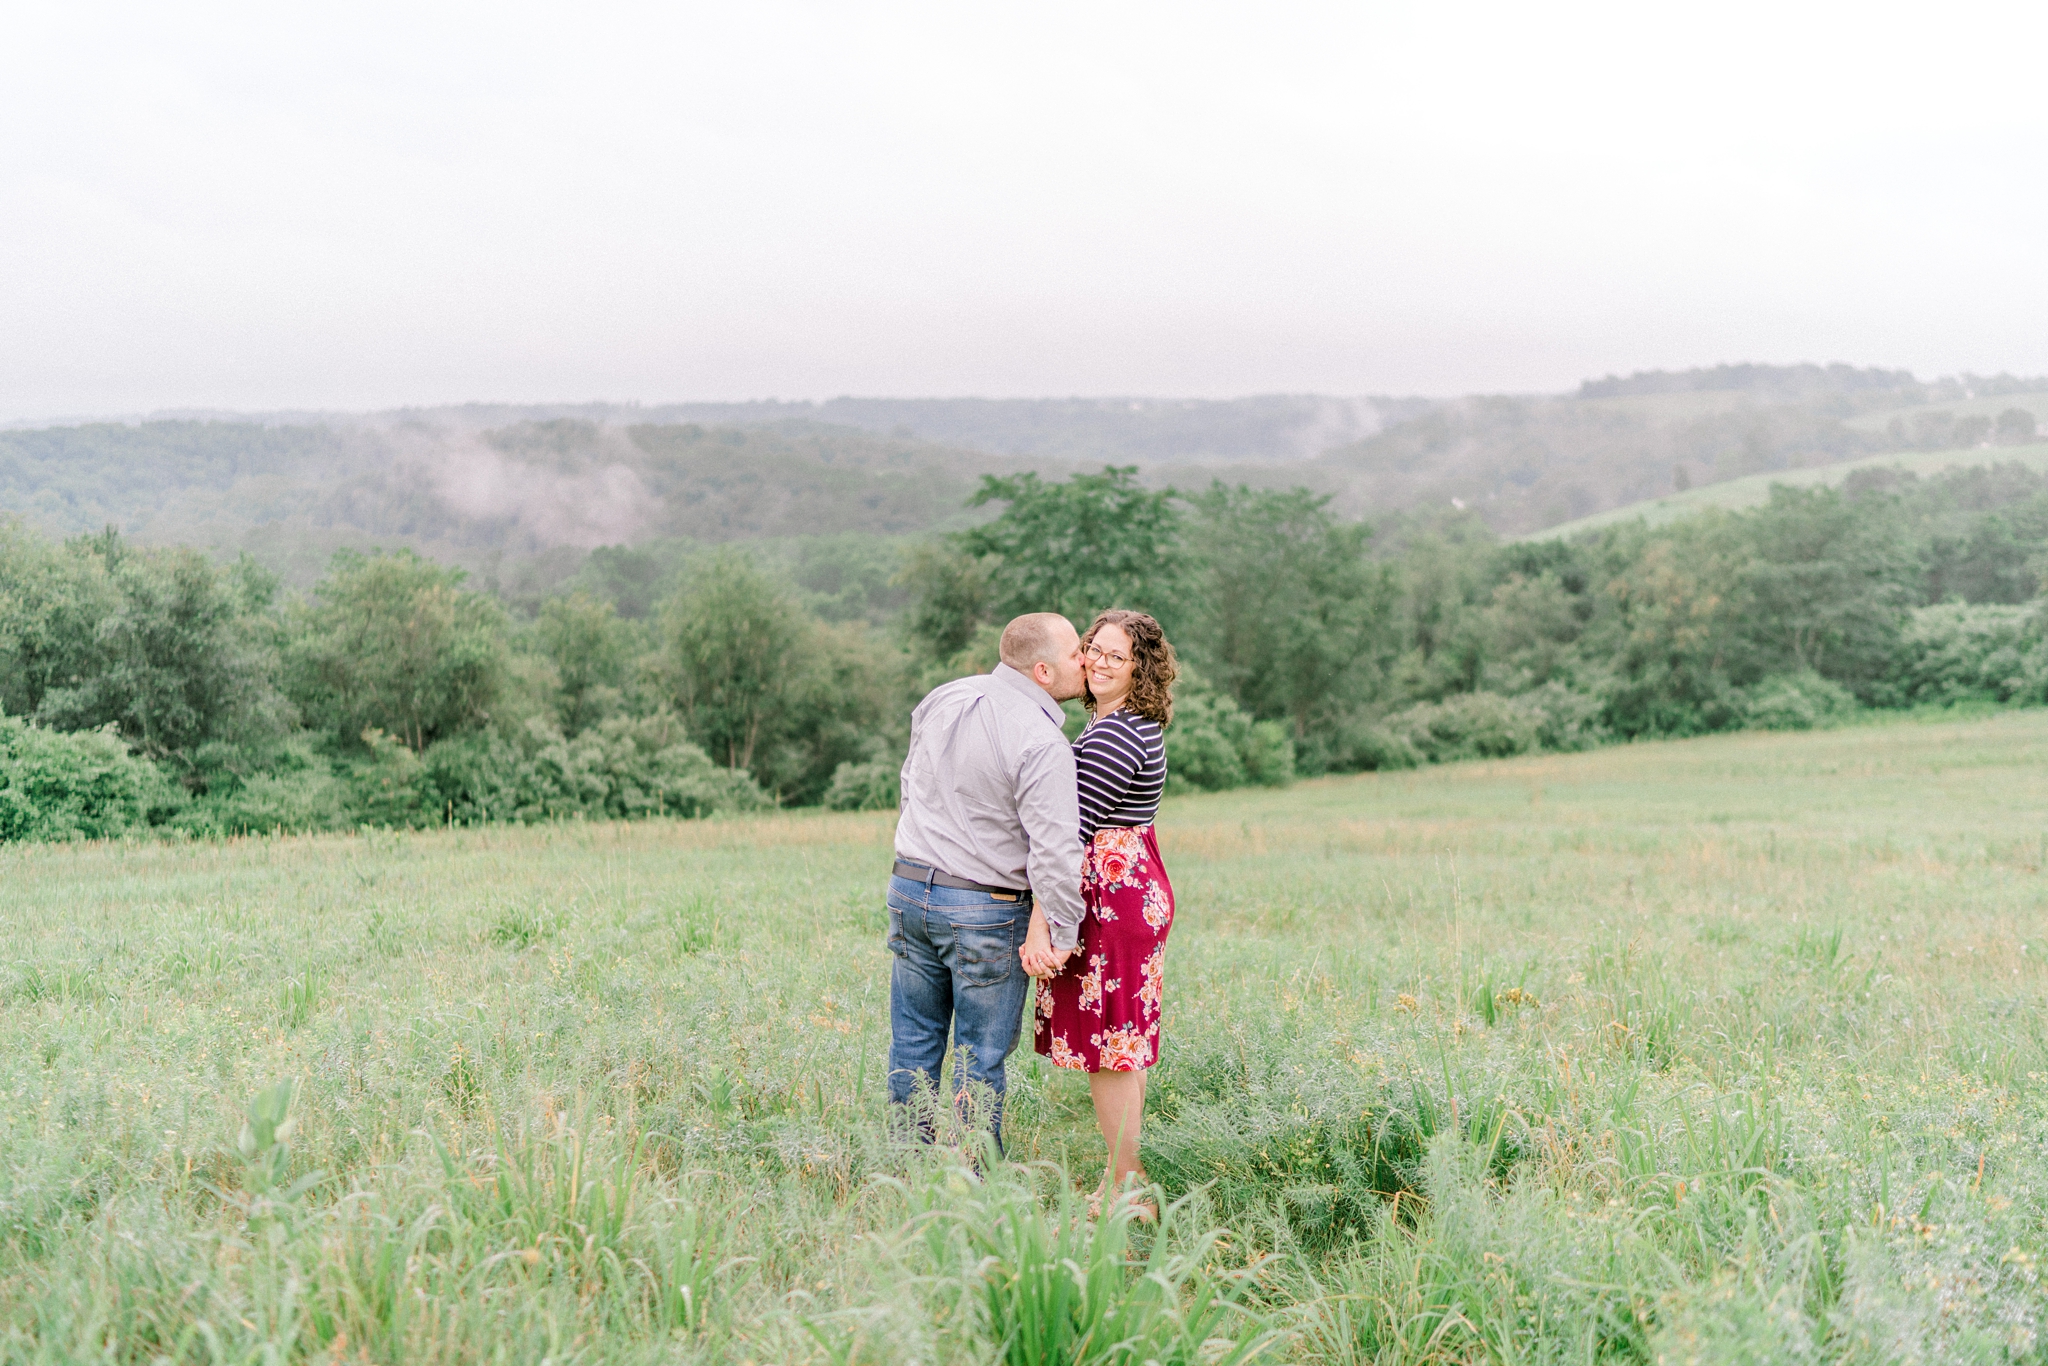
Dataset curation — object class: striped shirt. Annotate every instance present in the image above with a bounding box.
[1074,708,1166,841]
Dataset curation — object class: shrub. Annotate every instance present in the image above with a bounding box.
[283,550,511,755]
[1741,671,1858,731]
[1516,681,1610,752]
[207,768,347,835]
[177,738,346,836]
[1164,673,1295,793]
[418,716,770,827]
[1389,691,1541,762]
[1325,717,1424,772]
[824,757,899,811]
[0,716,174,842]
[1885,602,2048,707]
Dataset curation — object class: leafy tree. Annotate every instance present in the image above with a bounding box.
[0,526,289,785]
[789,535,912,624]
[960,467,1182,624]
[1733,486,1913,692]
[283,550,510,753]
[1175,483,1395,739]
[1590,519,1748,736]
[534,591,629,734]
[749,620,910,806]
[899,541,990,656]
[1385,529,1497,705]
[0,713,176,841]
[36,537,291,780]
[657,553,812,774]
[574,544,675,620]
[0,520,119,720]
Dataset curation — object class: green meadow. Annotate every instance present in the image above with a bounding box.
[1528,441,2048,541]
[4,709,2047,1363]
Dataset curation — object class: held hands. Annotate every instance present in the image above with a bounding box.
[1019,905,1073,979]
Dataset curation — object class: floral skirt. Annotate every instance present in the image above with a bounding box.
[1033,824,1174,1072]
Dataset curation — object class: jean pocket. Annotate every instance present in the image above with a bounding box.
[956,916,1021,987]
[887,905,907,957]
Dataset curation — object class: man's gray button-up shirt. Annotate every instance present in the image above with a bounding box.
[894,662,1085,951]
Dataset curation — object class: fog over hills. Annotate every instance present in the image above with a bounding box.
[3,367,2043,594]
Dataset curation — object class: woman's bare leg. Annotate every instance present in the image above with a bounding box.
[1088,1069,1149,1198]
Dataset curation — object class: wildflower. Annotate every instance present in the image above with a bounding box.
[1395,994,1418,1014]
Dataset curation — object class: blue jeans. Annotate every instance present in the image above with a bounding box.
[886,869,1032,1148]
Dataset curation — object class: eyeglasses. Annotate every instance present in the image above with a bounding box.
[1084,644,1131,669]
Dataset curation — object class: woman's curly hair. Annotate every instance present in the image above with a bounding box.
[1082,609,1178,727]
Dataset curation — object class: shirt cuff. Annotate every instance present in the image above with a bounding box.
[1049,918,1080,952]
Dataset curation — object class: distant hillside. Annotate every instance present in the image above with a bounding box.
[8,369,2044,590]
[101,395,1416,465]
[1524,441,2048,541]
[1577,363,1921,401]
[651,394,1419,464]
[1318,368,2047,535]
[0,417,1039,588]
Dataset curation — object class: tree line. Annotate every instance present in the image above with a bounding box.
[5,458,2048,841]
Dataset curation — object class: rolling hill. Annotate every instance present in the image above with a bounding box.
[1524,440,2048,540]
[4,371,2043,590]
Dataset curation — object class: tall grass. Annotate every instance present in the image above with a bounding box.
[1,710,2047,1359]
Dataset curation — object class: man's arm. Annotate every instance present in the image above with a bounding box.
[1015,736,1084,952]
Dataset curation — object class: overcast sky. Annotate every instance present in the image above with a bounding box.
[5,1,2045,419]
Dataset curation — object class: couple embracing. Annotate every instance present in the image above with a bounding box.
[886,608,1176,1210]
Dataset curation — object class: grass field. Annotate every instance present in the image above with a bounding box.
[1528,441,2048,541]
[5,710,2048,1362]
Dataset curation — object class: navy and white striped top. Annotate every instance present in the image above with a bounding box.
[1074,709,1166,841]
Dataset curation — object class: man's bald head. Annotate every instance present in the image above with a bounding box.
[999,613,1087,701]
[999,613,1074,670]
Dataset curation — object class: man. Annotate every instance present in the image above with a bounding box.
[887,611,1087,1146]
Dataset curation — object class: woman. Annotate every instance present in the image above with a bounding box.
[1029,608,1176,1214]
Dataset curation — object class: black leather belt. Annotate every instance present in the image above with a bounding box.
[892,860,1029,899]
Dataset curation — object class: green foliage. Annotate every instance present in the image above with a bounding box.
[1162,673,1294,793]
[283,549,511,754]
[656,555,910,804]
[0,715,174,841]
[571,543,675,620]
[0,520,120,721]
[658,553,810,773]
[21,451,2048,845]
[957,1175,1272,1366]
[899,540,991,656]
[1997,406,2040,443]
[234,1079,321,1203]
[419,716,770,824]
[1888,602,2048,706]
[1737,485,1913,688]
[327,716,773,829]
[823,744,901,811]
[782,533,912,624]
[961,466,1182,624]
[1175,483,1395,739]
[180,736,346,836]
[1742,671,1858,730]
[41,538,291,775]
[533,591,630,734]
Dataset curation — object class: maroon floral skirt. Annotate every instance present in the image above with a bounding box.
[1033,824,1174,1072]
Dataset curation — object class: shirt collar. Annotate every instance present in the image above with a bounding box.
[991,661,1066,726]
